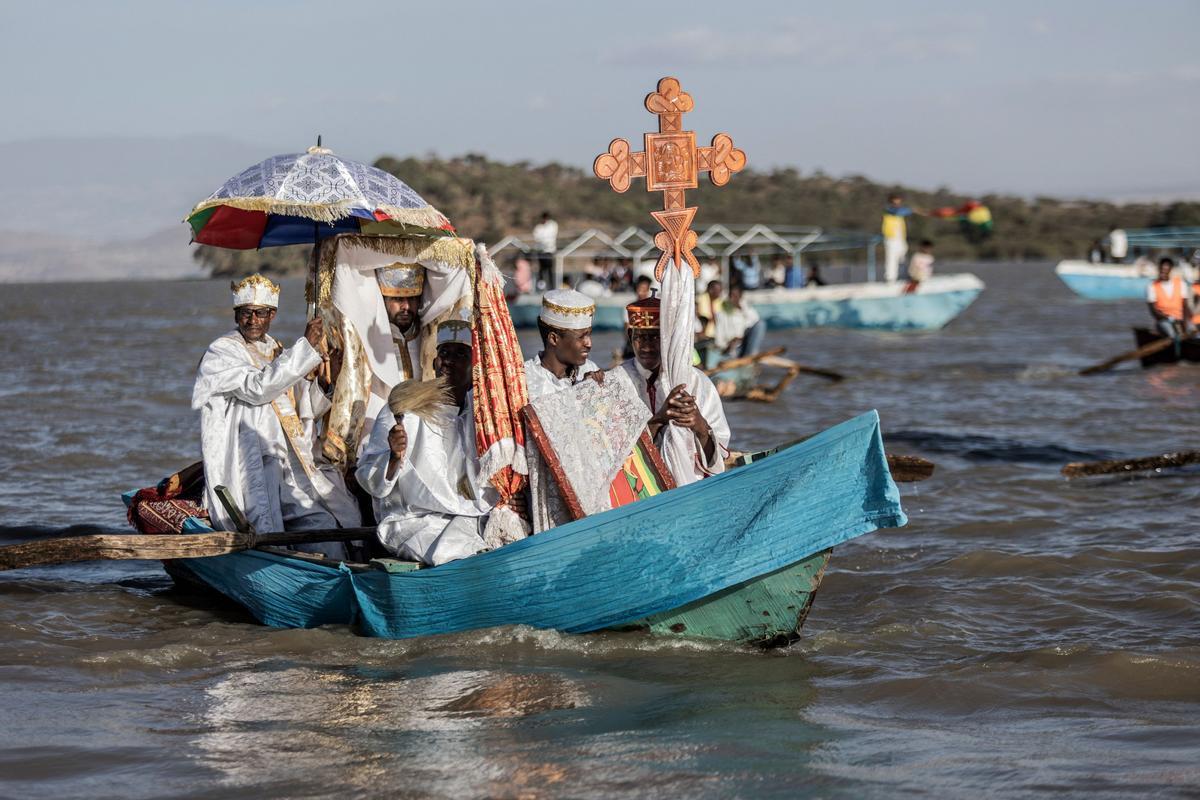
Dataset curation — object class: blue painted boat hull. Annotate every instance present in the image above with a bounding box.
[1055,260,1153,300]
[746,289,979,331]
[168,411,906,640]
[510,274,983,332]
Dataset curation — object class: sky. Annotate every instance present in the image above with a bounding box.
[1,0,1198,216]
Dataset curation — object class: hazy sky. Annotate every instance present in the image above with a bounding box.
[3,0,1198,200]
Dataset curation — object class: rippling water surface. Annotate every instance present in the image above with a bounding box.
[1,263,1197,798]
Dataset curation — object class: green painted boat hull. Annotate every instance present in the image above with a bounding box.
[618,549,832,646]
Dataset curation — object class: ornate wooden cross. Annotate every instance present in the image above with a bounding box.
[594,76,746,280]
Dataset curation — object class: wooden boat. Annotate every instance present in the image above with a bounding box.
[1132,327,1200,368]
[141,411,905,647]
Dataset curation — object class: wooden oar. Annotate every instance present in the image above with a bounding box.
[759,355,845,383]
[1078,336,1176,375]
[704,346,786,374]
[0,526,376,572]
[704,346,845,382]
[1062,451,1200,478]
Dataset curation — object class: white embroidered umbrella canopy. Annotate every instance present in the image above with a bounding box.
[186,143,451,249]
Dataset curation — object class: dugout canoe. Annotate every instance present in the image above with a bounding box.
[1132,327,1200,368]
[151,410,906,646]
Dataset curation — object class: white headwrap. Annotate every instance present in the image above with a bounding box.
[539,289,595,330]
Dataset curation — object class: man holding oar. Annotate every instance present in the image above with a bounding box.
[192,275,362,559]
[1146,257,1191,340]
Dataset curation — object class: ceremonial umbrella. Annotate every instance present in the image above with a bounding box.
[185,142,452,249]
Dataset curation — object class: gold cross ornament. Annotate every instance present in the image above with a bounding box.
[594,76,746,280]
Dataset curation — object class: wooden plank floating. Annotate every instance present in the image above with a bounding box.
[885,454,936,482]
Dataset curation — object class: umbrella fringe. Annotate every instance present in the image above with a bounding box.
[188,197,449,229]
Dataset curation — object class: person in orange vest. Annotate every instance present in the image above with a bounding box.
[1146,257,1191,339]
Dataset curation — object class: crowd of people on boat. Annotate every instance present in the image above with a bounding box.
[190,266,731,567]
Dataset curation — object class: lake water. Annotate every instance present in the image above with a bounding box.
[1,263,1197,798]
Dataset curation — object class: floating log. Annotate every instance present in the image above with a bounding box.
[0,527,376,572]
[886,454,936,482]
[1062,451,1200,478]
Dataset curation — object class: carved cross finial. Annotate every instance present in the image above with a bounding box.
[594,76,746,279]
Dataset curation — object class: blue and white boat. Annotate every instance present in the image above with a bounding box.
[510,273,985,332]
[1054,260,1156,301]
[1056,228,1200,300]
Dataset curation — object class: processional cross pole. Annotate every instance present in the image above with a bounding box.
[593,76,746,280]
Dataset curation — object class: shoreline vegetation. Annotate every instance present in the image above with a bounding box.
[196,153,1200,279]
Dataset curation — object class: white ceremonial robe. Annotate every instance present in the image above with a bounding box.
[358,323,424,453]
[192,332,362,559]
[522,355,601,400]
[329,243,473,459]
[356,400,496,566]
[391,323,423,384]
[617,359,731,485]
[522,354,601,533]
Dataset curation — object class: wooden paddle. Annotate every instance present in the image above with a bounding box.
[0,526,377,572]
[1078,336,1176,375]
[761,355,845,383]
[1062,451,1200,478]
[704,346,845,382]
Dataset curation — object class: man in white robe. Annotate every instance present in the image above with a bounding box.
[356,315,496,565]
[618,295,731,484]
[523,289,602,400]
[193,275,362,559]
[324,241,474,462]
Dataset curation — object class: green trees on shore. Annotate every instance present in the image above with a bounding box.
[198,153,1200,278]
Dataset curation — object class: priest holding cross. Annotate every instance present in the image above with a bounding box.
[594,76,744,484]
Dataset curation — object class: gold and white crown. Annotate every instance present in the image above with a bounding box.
[231,274,280,308]
[376,262,425,297]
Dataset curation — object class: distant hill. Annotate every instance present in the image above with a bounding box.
[195,153,1200,277]
[0,135,268,283]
